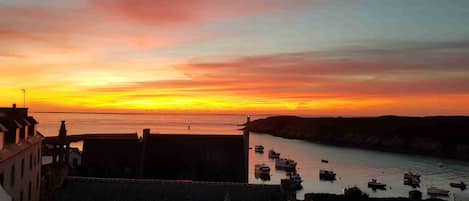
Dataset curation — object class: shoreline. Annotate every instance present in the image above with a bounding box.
[244,115,469,161]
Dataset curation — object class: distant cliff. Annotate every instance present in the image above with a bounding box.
[244,116,469,160]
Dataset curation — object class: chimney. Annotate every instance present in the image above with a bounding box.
[143,128,151,137]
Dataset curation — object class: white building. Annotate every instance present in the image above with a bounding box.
[0,104,42,201]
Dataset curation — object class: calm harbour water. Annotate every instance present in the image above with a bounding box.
[33,112,469,200]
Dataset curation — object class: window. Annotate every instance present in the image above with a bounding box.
[0,172,4,187]
[28,181,32,201]
[29,153,33,170]
[36,175,39,191]
[10,165,15,187]
[21,158,24,178]
[37,149,40,165]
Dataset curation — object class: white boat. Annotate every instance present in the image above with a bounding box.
[319,169,336,181]
[275,158,297,171]
[268,150,280,159]
[427,187,450,196]
[368,179,386,189]
[254,145,264,153]
[255,164,270,175]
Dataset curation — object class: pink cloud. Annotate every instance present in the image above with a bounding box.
[89,0,304,26]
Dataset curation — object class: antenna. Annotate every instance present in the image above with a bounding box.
[21,89,26,108]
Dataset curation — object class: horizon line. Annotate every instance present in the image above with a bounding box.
[30,111,469,118]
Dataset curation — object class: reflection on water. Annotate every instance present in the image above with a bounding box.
[249,133,469,200]
[34,112,469,200]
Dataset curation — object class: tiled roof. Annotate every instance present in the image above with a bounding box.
[0,123,7,132]
[26,116,38,124]
[0,119,23,129]
[17,118,32,126]
[0,135,42,162]
[43,133,139,143]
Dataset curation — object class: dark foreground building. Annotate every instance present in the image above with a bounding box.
[68,128,249,182]
[43,120,290,201]
[50,176,284,201]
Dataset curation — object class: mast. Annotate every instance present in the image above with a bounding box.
[21,88,26,107]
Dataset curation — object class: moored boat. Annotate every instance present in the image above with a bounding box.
[275,158,297,171]
[368,179,386,190]
[450,181,466,189]
[319,169,336,181]
[286,172,303,190]
[268,149,280,159]
[254,164,270,181]
[254,145,264,153]
[255,164,270,175]
[404,177,420,187]
[404,171,421,181]
[404,171,421,187]
[427,187,450,196]
[286,171,303,183]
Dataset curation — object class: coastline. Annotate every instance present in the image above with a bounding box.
[244,115,469,161]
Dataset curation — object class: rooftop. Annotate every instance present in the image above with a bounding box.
[43,133,139,143]
[0,135,42,162]
[0,123,7,132]
[49,176,284,201]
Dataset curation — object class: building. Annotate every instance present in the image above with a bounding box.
[43,118,288,201]
[0,104,42,201]
[49,176,284,201]
[77,128,249,182]
[43,120,250,183]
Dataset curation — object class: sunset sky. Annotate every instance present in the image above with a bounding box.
[1,0,469,115]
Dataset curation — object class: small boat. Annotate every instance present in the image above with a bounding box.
[368,179,386,190]
[275,158,297,171]
[450,181,466,189]
[254,164,270,181]
[404,171,421,181]
[255,164,270,175]
[404,177,420,187]
[319,169,336,181]
[254,145,264,153]
[286,171,303,183]
[286,172,303,190]
[404,171,421,187]
[268,150,280,159]
[321,159,329,163]
[427,187,450,196]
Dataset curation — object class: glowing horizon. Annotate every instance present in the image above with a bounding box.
[2,0,469,116]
